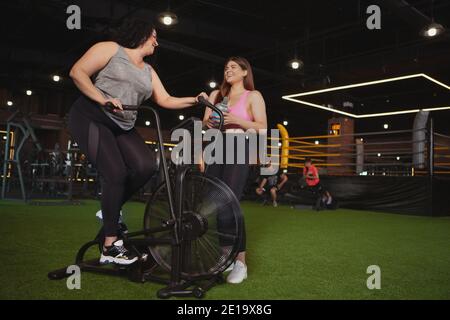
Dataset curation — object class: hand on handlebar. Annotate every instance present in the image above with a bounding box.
[195,92,209,103]
[102,98,123,111]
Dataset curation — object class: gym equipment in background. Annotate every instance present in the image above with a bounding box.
[1,106,42,201]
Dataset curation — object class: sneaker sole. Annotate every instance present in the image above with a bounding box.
[99,254,138,265]
[227,273,248,284]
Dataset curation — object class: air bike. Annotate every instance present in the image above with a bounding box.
[48,97,243,299]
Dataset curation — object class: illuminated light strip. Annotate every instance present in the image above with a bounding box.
[285,74,424,97]
[282,96,357,118]
[421,74,450,90]
[423,106,450,112]
[282,73,450,118]
[357,108,422,118]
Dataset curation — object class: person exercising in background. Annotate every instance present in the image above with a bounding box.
[256,164,288,207]
[302,158,332,205]
[68,18,208,265]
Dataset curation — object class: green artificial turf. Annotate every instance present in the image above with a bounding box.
[0,200,449,300]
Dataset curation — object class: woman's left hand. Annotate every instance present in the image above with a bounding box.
[223,112,242,126]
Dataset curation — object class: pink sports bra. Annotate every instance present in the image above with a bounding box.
[226,90,253,129]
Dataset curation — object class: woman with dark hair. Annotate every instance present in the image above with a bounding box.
[202,57,268,283]
[68,18,207,265]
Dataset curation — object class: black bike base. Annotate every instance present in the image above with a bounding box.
[48,256,225,299]
[157,274,225,299]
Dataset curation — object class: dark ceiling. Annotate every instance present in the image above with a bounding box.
[1,0,449,135]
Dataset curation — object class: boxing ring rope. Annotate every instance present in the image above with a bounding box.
[271,123,450,176]
[433,131,450,174]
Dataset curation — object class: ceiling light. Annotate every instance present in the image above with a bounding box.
[422,22,445,37]
[289,59,303,70]
[209,81,217,89]
[158,11,178,26]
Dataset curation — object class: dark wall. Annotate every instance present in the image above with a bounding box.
[267,175,450,216]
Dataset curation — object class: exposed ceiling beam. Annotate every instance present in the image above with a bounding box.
[384,0,430,29]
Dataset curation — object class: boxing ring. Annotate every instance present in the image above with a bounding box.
[267,118,450,216]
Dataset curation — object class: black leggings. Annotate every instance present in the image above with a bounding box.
[68,96,157,237]
[206,135,249,253]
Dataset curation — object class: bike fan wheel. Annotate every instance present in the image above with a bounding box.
[143,172,242,280]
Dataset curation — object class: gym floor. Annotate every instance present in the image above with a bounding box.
[1,200,449,300]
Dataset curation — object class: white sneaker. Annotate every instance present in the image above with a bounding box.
[224,262,235,273]
[273,201,278,207]
[226,260,247,284]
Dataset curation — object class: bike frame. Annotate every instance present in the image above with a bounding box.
[49,99,227,298]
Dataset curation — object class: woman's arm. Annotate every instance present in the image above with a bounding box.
[69,41,119,107]
[223,90,267,131]
[151,67,205,109]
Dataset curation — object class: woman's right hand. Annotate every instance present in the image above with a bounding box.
[102,98,123,111]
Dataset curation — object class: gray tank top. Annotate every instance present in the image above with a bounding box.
[94,45,153,130]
